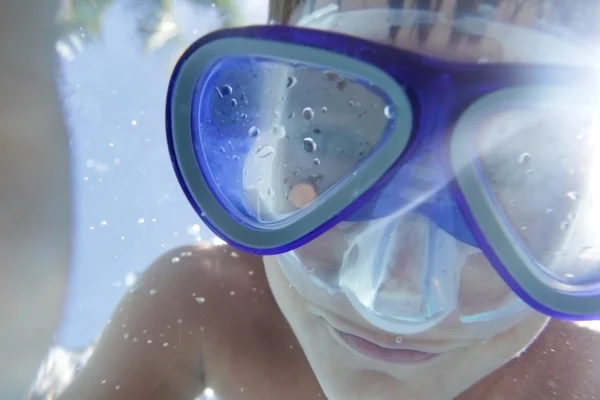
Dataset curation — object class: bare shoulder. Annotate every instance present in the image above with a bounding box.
[474,320,600,400]
[58,244,319,400]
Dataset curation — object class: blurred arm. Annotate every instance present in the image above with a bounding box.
[0,0,71,397]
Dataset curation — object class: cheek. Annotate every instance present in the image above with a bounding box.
[264,256,310,319]
[294,228,350,271]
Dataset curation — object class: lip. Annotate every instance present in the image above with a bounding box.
[333,327,442,364]
[317,313,462,365]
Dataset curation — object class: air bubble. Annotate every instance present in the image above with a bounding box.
[384,105,394,119]
[302,137,317,153]
[566,191,579,201]
[518,153,531,165]
[220,84,233,96]
[286,76,297,88]
[256,145,275,158]
[303,107,315,120]
[171,257,180,263]
[395,336,404,344]
[313,158,321,166]
[230,98,237,106]
[248,126,260,138]
[196,297,206,304]
[579,246,599,260]
[271,124,286,139]
[321,106,328,113]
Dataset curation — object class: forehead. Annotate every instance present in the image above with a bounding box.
[269,0,600,54]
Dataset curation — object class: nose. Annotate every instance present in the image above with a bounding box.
[338,212,464,334]
[346,214,427,299]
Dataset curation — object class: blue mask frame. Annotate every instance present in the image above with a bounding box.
[166,25,600,320]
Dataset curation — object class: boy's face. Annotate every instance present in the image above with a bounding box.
[264,1,598,399]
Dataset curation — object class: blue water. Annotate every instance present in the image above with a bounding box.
[57,1,223,348]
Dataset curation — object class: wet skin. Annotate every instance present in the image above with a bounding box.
[58,244,600,400]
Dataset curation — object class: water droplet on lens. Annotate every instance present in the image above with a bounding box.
[348,99,356,107]
[302,137,317,153]
[303,107,315,120]
[579,246,599,260]
[171,257,180,263]
[286,76,297,88]
[313,158,321,166]
[256,145,275,158]
[196,297,206,304]
[271,124,286,139]
[566,191,579,201]
[248,126,260,138]
[220,84,233,96]
[518,152,531,165]
[384,105,394,119]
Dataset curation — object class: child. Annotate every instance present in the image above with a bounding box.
[57,1,600,399]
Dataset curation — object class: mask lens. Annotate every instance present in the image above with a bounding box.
[194,55,404,227]
[472,87,600,289]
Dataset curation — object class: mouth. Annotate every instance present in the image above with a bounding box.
[318,315,458,365]
[334,328,441,364]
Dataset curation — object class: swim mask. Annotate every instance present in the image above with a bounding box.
[166,9,600,331]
